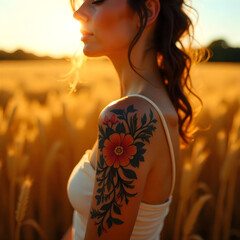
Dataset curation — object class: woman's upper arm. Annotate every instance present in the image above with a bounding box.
[84,100,158,240]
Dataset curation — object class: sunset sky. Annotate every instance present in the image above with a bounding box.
[0,0,240,58]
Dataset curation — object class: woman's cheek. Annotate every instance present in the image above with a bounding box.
[94,11,119,39]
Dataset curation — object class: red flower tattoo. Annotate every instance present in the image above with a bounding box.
[91,105,158,236]
[103,114,118,125]
[102,133,137,168]
[104,116,109,124]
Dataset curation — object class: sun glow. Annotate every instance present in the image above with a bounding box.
[79,23,83,38]
[1,0,239,58]
[0,0,83,58]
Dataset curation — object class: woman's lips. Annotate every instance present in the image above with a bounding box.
[81,29,92,35]
[81,34,93,41]
[80,30,93,41]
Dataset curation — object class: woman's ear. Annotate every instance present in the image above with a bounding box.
[145,0,160,25]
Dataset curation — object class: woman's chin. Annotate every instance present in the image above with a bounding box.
[82,46,105,58]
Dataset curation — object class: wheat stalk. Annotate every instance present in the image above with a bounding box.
[174,162,192,240]
[43,141,62,176]
[222,111,240,240]
[174,139,209,240]
[7,121,27,240]
[183,194,212,240]
[40,141,62,234]
[15,178,32,240]
[190,141,210,205]
[212,172,227,240]
[223,157,239,240]
[7,144,18,240]
[7,105,17,132]
[22,219,48,240]
[0,107,8,134]
[213,110,240,240]
[216,130,227,161]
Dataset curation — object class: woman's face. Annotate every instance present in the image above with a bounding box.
[73,0,139,57]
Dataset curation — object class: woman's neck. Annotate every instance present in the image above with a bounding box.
[107,45,164,97]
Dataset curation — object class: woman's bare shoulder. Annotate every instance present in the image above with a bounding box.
[99,95,159,120]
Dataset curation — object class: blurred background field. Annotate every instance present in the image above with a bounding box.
[1,0,240,238]
[0,59,240,240]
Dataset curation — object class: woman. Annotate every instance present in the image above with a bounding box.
[64,0,202,239]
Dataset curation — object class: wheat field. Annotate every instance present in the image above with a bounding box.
[0,59,239,240]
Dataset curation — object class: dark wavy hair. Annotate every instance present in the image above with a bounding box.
[69,0,208,146]
[127,0,207,146]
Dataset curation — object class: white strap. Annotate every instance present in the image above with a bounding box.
[127,94,176,197]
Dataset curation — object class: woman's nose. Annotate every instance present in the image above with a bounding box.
[73,8,89,23]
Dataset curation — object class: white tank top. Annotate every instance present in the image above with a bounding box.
[67,94,176,240]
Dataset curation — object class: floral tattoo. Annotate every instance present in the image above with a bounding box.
[90,105,157,236]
